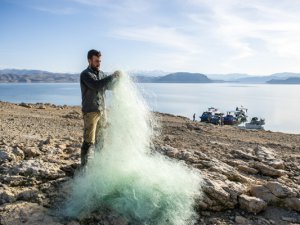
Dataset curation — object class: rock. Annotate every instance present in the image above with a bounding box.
[63,110,81,119]
[238,194,267,214]
[0,175,36,187]
[264,181,297,198]
[231,149,256,160]
[158,145,179,158]
[202,179,234,209]
[23,147,41,158]
[19,102,32,108]
[38,105,46,109]
[250,185,280,204]
[43,137,53,145]
[0,147,15,163]
[209,160,252,183]
[193,151,209,160]
[12,146,25,160]
[0,188,15,205]
[222,181,247,206]
[267,159,285,169]
[235,215,251,224]
[226,171,251,183]
[56,143,67,150]
[284,197,300,211]
[237,165,259,174]
[0,201,62,225]
[180,150,195,162]
[11,159,65,180]
[254,146,276,161]
[16,188,41,203]
[163,136,171,141]
[252,162,285,177]
[281,216,299,223]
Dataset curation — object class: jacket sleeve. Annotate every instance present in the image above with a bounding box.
[81,71,114,91]
[105,73,117,90]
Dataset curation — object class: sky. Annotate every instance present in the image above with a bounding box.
[1,0,300,75]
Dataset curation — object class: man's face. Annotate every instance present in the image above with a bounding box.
[88,55,101,70]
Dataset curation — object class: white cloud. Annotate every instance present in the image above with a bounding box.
[32,6,77,15]
[111,26,200,54]
[6,0,300,74]
[176,0,300,73]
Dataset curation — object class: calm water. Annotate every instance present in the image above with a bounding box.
[0,82,299,134]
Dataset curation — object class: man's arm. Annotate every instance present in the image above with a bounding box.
[81,71,114,91]
[104,70,122,90]
[105,73,117,90]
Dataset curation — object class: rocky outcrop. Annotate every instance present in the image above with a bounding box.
[0,101,300,224]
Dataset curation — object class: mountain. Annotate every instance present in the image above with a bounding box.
[1,69,300,84]
[134,72,300,84]
[128,70,169,77]
[0,69,79,83]
[206,73,250,81]
[131,75,158,83]
[269,72,300,79]
[132,72,215,83]
[155,72,212,83]
[267,77,300,84]
[231,72,300,83]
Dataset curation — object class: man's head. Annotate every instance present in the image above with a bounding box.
[87,49,101,70]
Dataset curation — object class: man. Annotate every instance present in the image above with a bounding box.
[79,49,120,169]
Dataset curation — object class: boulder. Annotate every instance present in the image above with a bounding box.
[251,162,285,177]
[264,181,297,198]
[254,146,276,161]
[238,194,267,214]
[23,147,41,158]
[250,185,280,204]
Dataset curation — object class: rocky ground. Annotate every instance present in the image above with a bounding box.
[0,100,299,225]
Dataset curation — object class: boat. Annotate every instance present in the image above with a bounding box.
[199,106,250,126]
[200,107,219,122]
[210,112,225,125]
[223,111,239,125]
[200,111,212,122]
[235,106,248,123]
[245,117,265,130]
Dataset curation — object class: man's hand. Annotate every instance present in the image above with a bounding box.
[112,70,122,79]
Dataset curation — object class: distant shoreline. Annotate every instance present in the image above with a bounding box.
[1,69,300,84]
[1,100,299,135]
[1,81,300,85]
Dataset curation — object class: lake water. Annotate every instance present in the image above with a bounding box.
[0,82,299,134]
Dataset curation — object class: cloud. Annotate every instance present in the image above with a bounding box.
[32,6,78,15]
[3,0,300,73]
[111,26,200,54]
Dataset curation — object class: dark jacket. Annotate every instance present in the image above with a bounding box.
[80,66,115,113]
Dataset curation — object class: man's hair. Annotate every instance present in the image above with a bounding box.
[87,49,101,60]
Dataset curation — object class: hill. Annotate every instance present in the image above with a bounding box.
[267,77,300,84]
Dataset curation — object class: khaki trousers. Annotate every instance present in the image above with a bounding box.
[82,110,107,151]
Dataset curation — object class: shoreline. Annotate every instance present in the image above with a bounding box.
[1,99,299,136]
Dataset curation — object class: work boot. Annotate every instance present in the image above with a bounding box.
[79,141,95,172]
